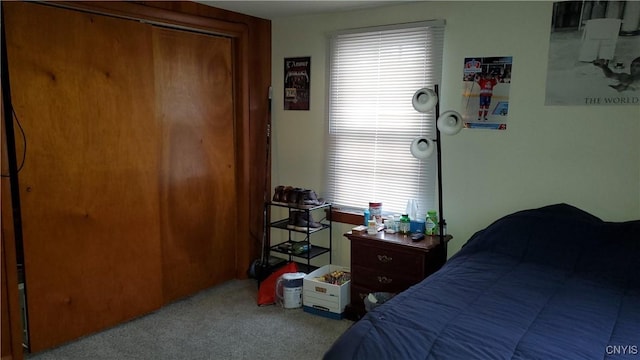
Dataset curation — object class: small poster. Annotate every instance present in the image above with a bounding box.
[461,56,513,130]
[284,57,310,110]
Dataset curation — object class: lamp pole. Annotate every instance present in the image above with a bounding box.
[434,85,446,249]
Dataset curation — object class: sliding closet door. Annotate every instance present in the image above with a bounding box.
[152,27,237,303]
[4,2,163,352]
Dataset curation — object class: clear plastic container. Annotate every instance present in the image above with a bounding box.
[369,202,382,225]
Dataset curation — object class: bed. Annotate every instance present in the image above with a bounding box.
[324,204,640,359]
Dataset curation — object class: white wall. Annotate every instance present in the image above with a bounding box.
[271,1,640,267]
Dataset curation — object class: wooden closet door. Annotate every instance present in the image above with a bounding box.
[4,2,163,352]
[152,27,237,303]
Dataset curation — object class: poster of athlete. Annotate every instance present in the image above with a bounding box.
[284,56,311,110]
[462,56,513,130]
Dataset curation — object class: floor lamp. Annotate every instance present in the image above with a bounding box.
[409,85,463,247]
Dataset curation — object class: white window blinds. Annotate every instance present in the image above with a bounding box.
[326,21,445,216]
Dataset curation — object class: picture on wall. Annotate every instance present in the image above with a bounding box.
[461,56,513,130]
[284,56,311,110]
[545,1,640,106]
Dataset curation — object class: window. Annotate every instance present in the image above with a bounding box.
[326,21,445,217]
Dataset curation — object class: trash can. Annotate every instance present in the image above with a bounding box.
[363,292,395,312]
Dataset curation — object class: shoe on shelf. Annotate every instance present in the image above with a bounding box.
[272,185,285,203]
[287,188,305,207]
[280,186,295,203]
[289,210,323,232]
[287,211,298,230]
[274,186,327,209]
[296,189,326,209]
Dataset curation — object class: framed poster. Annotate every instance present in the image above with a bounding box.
[284,57,310,110]
[461,56,513,130]
[545,1,639,106]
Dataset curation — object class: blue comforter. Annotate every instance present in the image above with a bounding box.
[325,204,640,359]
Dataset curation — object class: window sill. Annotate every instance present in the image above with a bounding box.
[326,207,363,226]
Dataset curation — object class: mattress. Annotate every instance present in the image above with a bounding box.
[324,204,640,359]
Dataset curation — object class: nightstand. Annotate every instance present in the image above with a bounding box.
[344,231,451,319]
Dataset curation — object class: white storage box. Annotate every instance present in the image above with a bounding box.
[303,265,350,319]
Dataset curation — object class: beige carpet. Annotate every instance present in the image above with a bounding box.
[27,279,353,360]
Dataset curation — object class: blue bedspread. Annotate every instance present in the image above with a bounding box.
[325,204,640,359]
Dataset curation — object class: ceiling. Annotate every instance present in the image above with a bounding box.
[197,1,415,20]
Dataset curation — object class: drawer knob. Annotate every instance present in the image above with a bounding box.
[377,254,393,263]
[377,276,393,284]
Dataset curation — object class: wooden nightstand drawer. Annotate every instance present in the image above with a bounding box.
[352,242,424,277]
[344,231,451,320]
[352,264,422,292]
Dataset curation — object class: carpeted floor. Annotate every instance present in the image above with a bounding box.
[26,279,353,360]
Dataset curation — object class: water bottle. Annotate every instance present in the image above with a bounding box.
[363,209,370,226]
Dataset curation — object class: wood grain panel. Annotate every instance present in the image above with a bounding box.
[2,0,270,353]
[137,0,271,278]
[4,2,163,351]
[246,19,272,274]
[152,27,237,303]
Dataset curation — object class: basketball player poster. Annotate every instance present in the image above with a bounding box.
[462,56,513,130]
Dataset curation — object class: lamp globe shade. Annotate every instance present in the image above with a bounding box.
[437,110,463,135]
[412,88,438,113]
[410,137,435,160]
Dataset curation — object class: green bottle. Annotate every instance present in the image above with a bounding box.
[399,214,410,234]
[426,211,438,235]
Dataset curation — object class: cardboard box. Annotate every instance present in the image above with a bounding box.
[303,265,350,319]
